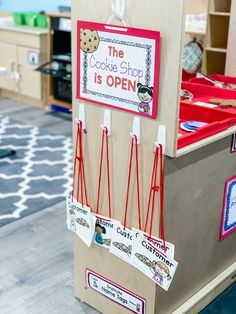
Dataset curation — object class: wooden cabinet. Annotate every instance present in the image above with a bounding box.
[17,46,42,99]
[0,27,47,104]
[202,0,232,74]
[0,42,17,91]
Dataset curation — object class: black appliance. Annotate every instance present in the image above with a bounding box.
[36,16,72,103]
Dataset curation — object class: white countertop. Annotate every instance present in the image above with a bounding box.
[0,17,48,35]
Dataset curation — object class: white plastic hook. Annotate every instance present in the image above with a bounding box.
[101,109,111,136]
[130,117,140,144]
[76,104,86,130]
[155,125,166,154]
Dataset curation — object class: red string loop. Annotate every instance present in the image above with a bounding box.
[151,186,159,192]
[71,121,89,207]
[123,136,142,230]
[96,127,112,218]
[144,145,166,252]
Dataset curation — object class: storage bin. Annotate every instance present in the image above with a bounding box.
[12,12,25,26]
[24,12,37,27]
[36,14,48,28]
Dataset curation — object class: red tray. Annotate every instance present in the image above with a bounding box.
[182,76,236,115]
[182,74,236,102]
[178,102,236,149]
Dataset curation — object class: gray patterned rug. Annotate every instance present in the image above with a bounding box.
[0,115,73,227]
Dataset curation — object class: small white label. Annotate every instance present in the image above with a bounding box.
[86,269,146,314]
[28,51,39,65]
[109,222,133,263]
[93,214,119,249]
[194,101,217,108]
[131,236,178,291]
[59,18,71,32]
[66,197,95,247]
[131,228,175,259]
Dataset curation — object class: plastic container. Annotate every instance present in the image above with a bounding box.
[12,12,25,26]
[36,14,48,28]
[24,12,37,27]
[177,102,236,149]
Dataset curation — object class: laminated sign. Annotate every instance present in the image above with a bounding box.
[220,175,236,240]
[132,236,178,291]
[110,222,133,263]
[77,21,160,119]
[67,198,95,247]
[93,214,119,249]
[132,228,175,259]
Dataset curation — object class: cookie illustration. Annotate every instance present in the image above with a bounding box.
[80,29,100,53]
[112,242,132,256]
[76,218,90,228]
[135,253,156,273]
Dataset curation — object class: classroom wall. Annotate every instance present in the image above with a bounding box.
[0,0,70,12]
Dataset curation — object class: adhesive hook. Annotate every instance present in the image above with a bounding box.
[76,104,86,130]
[155,125,166,154]
[101,109,111,136]
[130,117,140,144]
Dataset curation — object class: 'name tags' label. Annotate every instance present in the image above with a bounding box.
[86,269,146,314]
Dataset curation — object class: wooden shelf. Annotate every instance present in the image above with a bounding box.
[209,11,231,16]
[185,29,206,36]
[202,0,232,74]
[211,0,232,13]
[204,50,227,74]
[205,47,227,53]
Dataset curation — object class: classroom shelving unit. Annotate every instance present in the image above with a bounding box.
[202,0,232,74]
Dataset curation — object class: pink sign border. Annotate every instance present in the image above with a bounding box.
[76,20,160,119]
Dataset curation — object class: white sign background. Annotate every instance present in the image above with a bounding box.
[132,236,178,291]
[109,222,133,263]
[66,197,95,247]
[132,228,175,259]
[92,214,120,249]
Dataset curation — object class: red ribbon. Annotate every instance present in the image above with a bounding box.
[96,127,112,218]
[71,121,88,207]
[123,135,142,230]
[144,144,166,251]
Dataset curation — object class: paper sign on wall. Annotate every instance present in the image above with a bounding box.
[86,269,146,314]
[131,236,178,291]
[67,198,95,247]
[109,222,133,263]
[231,133,236,153]
[77,21,160,119]
[93,214,119,249]
[220,175,236,240]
